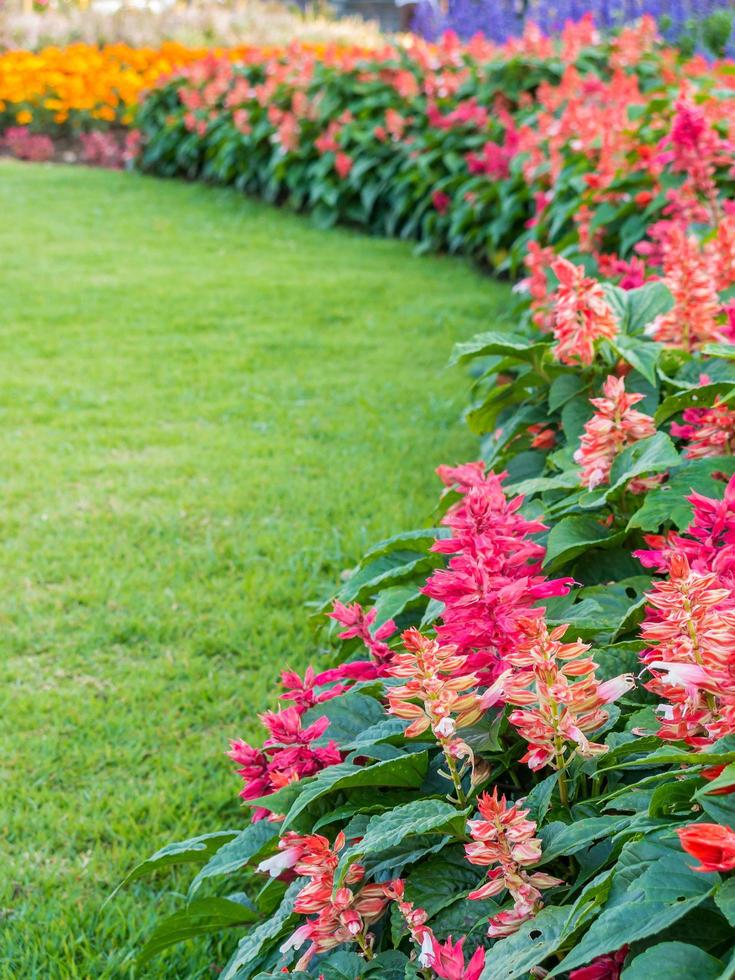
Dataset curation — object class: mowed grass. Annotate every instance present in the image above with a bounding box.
[0,160,510,978]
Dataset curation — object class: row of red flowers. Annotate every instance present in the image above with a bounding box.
[116,17,735,980]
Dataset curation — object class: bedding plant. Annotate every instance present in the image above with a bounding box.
[116,18,735,979]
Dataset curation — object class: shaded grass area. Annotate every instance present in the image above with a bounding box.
[0,161,511,978]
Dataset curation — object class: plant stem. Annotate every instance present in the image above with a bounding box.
[355,931,373,960]
[442,744,467,807]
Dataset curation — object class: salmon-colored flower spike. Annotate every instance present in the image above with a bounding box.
[504,617,633,782]
[640,552,735,746]
[574,375,656,490]
[465,788,563,938]
[550,257,618,366]
[387,628,486,740]
[649,225,722,350]
[383,880,435,967]
[677,823,735,872]
[275,831,393,969]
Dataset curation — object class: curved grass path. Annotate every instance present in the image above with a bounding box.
[0,161,510,978]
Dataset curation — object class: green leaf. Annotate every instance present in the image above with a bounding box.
[628,458,735,531]
[620,942,722,980]
[625,281,674,334]
[655,382,735,425]
[607,432,680,496]
[479,906,569,979]
[336,550,437,605]
[334,799,467,885]
[317,950,366,979]
[525,772,560,824]
[252,753,429,829]
[715,878,735,927]
[221,881,302,980]
[189,821,279,898]
[450,330,549,366]
[405,847,483,918]
[550,835,716,976]
[611,335,663,386]
[539,816,631,863]
[506,471,581,498]
[543,514,625,571]
[364,950,410,978]
[138,896,258,964]
[703,342,735,360]
[112,831,238,898]
[302,692,387,745]
[548,373,587,412]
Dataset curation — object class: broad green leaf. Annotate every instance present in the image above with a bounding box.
[543,514,625,571]
[189,820,279,898]
[364,950,410,978]
[703,342,735,360]
[479,906,569,979]
[655,382,735,425]
[112,830,238,898]
[550,835,716,976]
[647,777,700,818]
[335,550,438,605]
[317,950,366,979]
[621,942,722,980]
[715,878,735,927]
[405,847,483,918]
[539,816,631,863]
[611,335,663,386]
[525,772,560,824]
[450,330,549,366]
[372,584,423,624]
[430,896,498,940]
[302,692,387,745]
[251,753,429,829]
[624,281,674,334]
[628,457,735,532]
[506,471,581,497]
[334,799,467,885]
[606,432,680,496]
[138,896,258,964]
[221,880,302,980]
[548,373,587,412]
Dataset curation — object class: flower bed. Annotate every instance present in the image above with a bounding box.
[99,17,735,979]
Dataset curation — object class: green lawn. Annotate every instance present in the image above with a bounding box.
[0,161,510,978]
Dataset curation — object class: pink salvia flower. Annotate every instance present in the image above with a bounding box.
[424,467,573,684]
[550,257,619,365]
[574,375,657,489]
[428,935,486,980]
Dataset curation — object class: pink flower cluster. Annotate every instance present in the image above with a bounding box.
[466,788,562,937]
[671,393,735,460]
[424,464,573,685]
[3,125,54,162]
[574,375,657,490]
[228,708,340,821]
